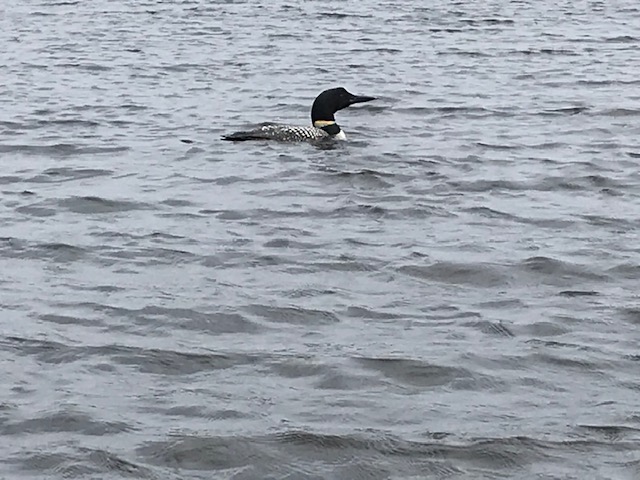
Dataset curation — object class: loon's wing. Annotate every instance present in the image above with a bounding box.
[222,123,329,142]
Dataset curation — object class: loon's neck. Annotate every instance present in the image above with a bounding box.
[313,120,346,140]
[313,120,336,128]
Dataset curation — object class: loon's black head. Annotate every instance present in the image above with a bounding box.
[310,87,375,126]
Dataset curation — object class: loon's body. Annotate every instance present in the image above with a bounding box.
[222,87,375,142]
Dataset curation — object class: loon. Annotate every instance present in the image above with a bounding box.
[222,87,375,142]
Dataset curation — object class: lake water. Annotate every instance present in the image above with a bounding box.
[1,1,640,479]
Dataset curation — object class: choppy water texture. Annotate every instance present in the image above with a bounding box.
[1,1,640,479]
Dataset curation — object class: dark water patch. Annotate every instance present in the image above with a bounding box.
[0,175,23,184]
[421,307,481,321]
[524,320,569,337]
[2,336,94,365]
[318,12,359,19]
[29,167,113,183]
[41,118,101,127]
[330,204,386,218]
[315,370,381,391]
[211,209,248,220]
[246,305,340,325]
[13,453,99,478]
[14,449,154,479]
[528,350,604,375]
[263,238,324,249]
[540,106,588,116]
[58,196,150,214]
[447,178,527,193]
[460,17,515,25]
[98,246,198,266]
[0,236,28,252]
[285,287,341,298]
[133,306,263,334]
[119,103,148,111]
[148,231,190,242]
[599,108,640,117]
[428,28,465,33]
[558,290,599,297]
[68,283,125,293]
[465,320,515,337]
[581,214,638,229]
[576,424,640,442]
[476,142,521,150]
[160,63,205,72]
[112,347,257,375]
[399,262,509,287]
[521,256,607,282]
[311,258,380,272]
[37,242,87,262]
[535,174,626,192]
[438,49,495,58]
[59,303,262,334]
[619,308,640,325]
[157,406,248,421]
[205,207,310,220]
[137,435,278,472]
[160,198,195,207]
[345,306,402,320]
[55,62,112,71]
[0,120,28,129]
[42,1,81,6]
[0,143,129,156]
[327,168,395,187]
[15,203,58,217]
[396,105,496,117]
[2,336,257,374]
[509,48,580,56]
[86,449,154,478]
[274,430,555,469]
[465,206,519,221]
[267,357,329,379]
[39,313,99,327]
[0,410,131,436]
[354,357,496,389]
[538,48,580,55]
[0,239,86,261]
[91,230,193,244]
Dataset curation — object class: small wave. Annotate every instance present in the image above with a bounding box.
[464,320,515,337]
[476,142,520,150]
[0,410,130,436]
[29,167,113,183]
[55,62,112,71]
[599,107,640,117]
[246,304,340,325]
[604,35,638,43]
[354,357,503,390]
[540,106,588,116]
[558,290,599,297]
[0,144,129,156]
[12,448,152,479]
[0,238,87,262]
[521,256,607,281]
[57,196,150,214]
[399,261,509,287]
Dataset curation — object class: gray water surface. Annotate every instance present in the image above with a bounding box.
[2,1,640,479]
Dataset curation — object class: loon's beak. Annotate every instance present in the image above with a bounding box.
[348,94,376,106]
